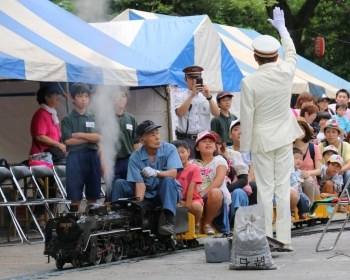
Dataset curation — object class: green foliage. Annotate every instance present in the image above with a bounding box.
[50,0,74,12]
[303,1,350,81]
[51,0,350,82]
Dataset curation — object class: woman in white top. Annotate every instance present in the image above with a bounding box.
[211,131,249,229]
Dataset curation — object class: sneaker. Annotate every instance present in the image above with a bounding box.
[195,225,199,235]
[158,223,175,235]
[308,212,316,218]
[203,224,215,235]
[277,244,293,252]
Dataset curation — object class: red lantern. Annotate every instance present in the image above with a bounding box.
[314,36,325,57]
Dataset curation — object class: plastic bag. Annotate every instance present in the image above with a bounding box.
[229,204,276,270]
[28,152,54,168]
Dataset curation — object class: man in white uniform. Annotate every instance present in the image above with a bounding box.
[174,66,220,157]
[240,7,303,251]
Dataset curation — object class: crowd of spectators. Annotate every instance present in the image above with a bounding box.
[27,77,350,237]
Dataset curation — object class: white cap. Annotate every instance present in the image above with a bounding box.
[229,119,240,131]
[323,145,338,156]
[252,35,281,58]
[327,154,344,167]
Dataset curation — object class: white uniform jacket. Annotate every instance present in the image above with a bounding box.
[240,37,303,153]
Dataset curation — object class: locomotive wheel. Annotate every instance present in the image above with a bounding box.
[55,259,65,269]
[71,255,83,268]
[92,247,102,265]
[152,242,165,254]
[103,244,114,263]
[114,240,124,261]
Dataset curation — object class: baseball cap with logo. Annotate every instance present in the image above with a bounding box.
[216,91,233,102]
[136,120,162,138]
[195,131,216,144]
[317,94,331,102]
[229,119,241,131]
[327,154,344,167]
[322,145,338,156]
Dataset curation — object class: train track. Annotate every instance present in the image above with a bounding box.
[291,217,350,237]
[3,246,203,280]
[4,217,350,280]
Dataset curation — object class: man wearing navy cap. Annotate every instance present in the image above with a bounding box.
[210,91,237,146]
[240,7,303,251]
[174,65,220,157]
[111,120,183,235]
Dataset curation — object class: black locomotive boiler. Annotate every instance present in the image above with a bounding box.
[44,199,189,269]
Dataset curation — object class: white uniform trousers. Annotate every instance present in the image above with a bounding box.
[252,143,293,244]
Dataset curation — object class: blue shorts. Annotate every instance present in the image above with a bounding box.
[66,149,101,201]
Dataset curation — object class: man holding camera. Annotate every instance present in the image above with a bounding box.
[174,65,220,157]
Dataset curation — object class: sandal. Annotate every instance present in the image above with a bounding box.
[203,224,215,235]
[337,205,347,213]
[291,211,295,222]
[299,213,307,220]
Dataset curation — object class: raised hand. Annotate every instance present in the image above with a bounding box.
[267,7,290,38]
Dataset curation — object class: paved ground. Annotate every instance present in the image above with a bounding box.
[1,223,350,280]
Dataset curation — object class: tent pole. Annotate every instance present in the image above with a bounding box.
[152,86,171,141]
[65,82,69,114]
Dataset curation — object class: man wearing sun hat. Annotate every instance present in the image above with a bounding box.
[112,120,183,236]
[174,65,220,157]
[239,7,303,250]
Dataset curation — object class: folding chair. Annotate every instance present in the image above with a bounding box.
[315,177,350,252]
[52,165,70,211]
[29,166,70,218]
[0,167,24,245]
[5,166,46,244]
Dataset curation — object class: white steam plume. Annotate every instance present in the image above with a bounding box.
[74,0,110,22]
[89,86,121,200]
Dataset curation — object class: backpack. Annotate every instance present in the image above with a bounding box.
[303,142,315,168]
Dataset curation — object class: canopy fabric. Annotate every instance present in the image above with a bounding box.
[113,9,350,98]
[92,15,244,92]
[214,24,350,99]
[0,0,168,86]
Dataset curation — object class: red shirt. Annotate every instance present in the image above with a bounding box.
[176,164,203,204]
[30,108,61,155]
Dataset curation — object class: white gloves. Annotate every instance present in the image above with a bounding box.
[141,166,158,178]
[241,151,251,166]
[267,7,290,38]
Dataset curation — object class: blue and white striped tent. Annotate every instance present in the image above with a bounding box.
[113,9,350,98]
[92,15,244,92]
[0,1,168,86]
[214,24,350,98]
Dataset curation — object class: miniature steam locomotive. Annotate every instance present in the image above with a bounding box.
[44,200,189,269]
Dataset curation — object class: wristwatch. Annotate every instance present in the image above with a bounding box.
[206,95,213,101]
[156,170,160,177]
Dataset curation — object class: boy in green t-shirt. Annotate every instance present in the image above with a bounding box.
[61,82,104,208]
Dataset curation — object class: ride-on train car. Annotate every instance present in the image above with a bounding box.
[44,200,188,269]
[45,198,331,269]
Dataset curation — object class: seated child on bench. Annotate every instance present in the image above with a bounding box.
[171,140,203,234]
